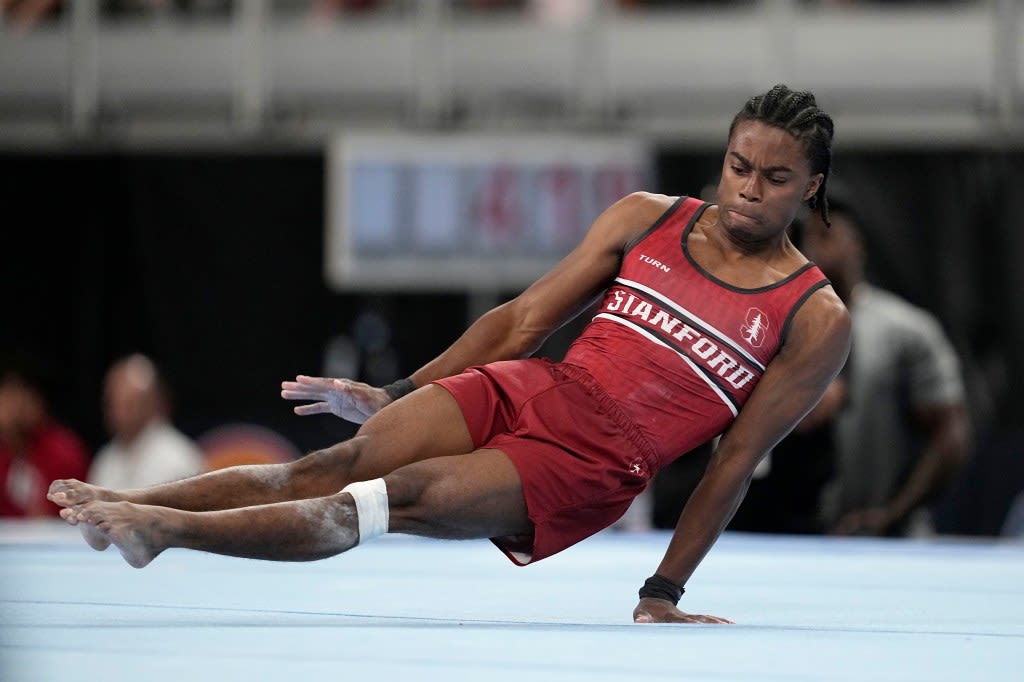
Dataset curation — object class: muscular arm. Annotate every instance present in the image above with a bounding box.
[407,192,674,387]
[282,193,675,422]
[893,403,971,519]
[634,287,851,623]
[835,402,971,535]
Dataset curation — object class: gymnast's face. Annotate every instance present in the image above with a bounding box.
[716,120,822,245]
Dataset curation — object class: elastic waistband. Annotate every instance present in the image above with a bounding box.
[551,360,659,470]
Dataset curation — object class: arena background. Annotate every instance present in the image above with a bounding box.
[2,1,1023,536]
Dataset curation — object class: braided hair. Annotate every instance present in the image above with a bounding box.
[729,84,835,227]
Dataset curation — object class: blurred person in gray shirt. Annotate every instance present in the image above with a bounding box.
[802,187,971,537]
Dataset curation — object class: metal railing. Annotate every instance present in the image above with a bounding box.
[0,0,1020,147]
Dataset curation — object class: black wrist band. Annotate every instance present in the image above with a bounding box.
[383,378,416,402]
[638,574,684,605]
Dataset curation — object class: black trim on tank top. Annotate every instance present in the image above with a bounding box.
[623,195,688,255]
[778,278,831,348]
[681,205,820,294]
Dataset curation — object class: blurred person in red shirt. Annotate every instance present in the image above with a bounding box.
[0,357,89,517]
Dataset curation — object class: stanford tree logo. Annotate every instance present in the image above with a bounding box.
[741,308,768,348]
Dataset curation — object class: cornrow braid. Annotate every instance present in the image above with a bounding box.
[728,84,835,227]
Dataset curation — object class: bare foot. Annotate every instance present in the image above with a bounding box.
[48,479,120,551]
[74,511,113,551]
[47,479,120,511]
[73,501,165,568]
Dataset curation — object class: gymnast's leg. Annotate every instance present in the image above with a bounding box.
[62,447,530,569]
[48,385,476,549]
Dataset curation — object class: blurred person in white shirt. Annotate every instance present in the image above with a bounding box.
[89,354,203,490]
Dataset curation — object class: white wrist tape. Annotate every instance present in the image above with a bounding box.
[340,478,389,544]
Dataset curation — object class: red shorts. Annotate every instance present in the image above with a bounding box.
[433,358,657,565]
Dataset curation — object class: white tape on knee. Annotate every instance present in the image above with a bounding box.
[341,478,389,544]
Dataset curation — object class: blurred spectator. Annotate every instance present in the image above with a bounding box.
[1,0,233,30]
[0,356,89,517]
[803,186,972,537]
[617,1,752,8]
[308,0,379,21]
[88,354,203,489]
[0,0,63,29]
[103,0,233,18]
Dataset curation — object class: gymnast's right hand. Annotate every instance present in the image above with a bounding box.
[633,598,734,624]
[280,375,390,424]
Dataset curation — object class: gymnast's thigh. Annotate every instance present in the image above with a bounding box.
[342,383,478,480]
[384,447,531,540]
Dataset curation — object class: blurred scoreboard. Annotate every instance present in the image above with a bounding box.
[326,132,651,291]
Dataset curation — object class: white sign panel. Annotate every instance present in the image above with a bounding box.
[326,132,651,291]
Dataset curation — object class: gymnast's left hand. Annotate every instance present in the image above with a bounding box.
[633,598,733,624]
[280,375,390,424]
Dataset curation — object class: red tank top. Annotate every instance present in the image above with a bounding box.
[562,196,829,468]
